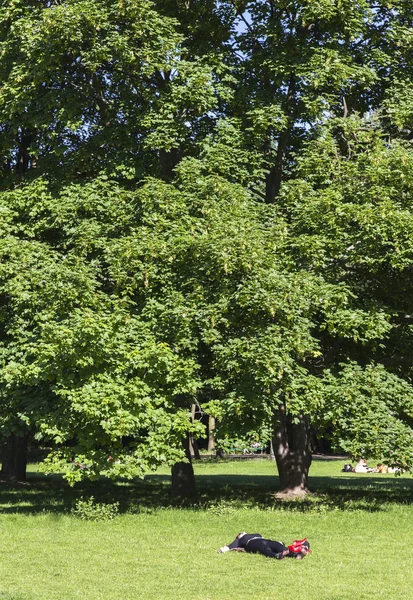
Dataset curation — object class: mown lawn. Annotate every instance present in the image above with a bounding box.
[0,458,412,600]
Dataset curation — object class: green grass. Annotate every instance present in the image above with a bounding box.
[0,459,412,600]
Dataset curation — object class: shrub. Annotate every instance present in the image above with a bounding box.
[71,496,120,522]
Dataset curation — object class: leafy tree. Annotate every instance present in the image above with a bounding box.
[0,0,228,182]
[4,126,410,494]
[0,176,205,483]
[233,0,413,202]
[0,0,230,485]
[275,115,413,487]
[0,135,340,490]
[155,1,413,202]
[2,0,413,497]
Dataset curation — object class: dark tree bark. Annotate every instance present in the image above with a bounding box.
[265,129,289,203]
[0,432,30,482]
[272,402,312,497]
[16,130,34,175]
[189,403,201,459]
[171,435,196,497]
[265,75,296,203]
[159,147,181,181]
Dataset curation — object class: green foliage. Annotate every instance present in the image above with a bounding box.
[323,363,413,468]
[2,0,413,483]
[0,174,208,480]
[0,0,227,180]
[71,496,119,521]
[214,436,268,455]
[3,120,413,475]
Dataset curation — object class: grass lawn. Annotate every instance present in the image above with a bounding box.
[0,458,412,600]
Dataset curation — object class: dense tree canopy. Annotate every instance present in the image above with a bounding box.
[1,0,413,494]
[0,0,229,181]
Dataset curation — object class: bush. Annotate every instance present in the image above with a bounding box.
[71,496,120,522]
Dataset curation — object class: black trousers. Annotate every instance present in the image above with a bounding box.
[246,538,286,559]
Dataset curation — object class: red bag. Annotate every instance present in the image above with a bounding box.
[288,538,311,554]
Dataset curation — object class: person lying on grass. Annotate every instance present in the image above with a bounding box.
[218,533,311,560]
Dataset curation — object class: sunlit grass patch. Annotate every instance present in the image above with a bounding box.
[0,459,412,599]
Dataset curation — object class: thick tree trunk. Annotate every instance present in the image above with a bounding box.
[0,432,29,482]
[272,402,312,497]
[171,435,196,497]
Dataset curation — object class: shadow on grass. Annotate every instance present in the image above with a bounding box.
[0,592,31,600]
[0,470,412,516]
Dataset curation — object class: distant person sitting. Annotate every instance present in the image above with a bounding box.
[354,459,374,473]
[218,532,311,560]
[376,463,399,473]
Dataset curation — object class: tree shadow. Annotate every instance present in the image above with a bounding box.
[194,473,413,513]
[0,470,412,515]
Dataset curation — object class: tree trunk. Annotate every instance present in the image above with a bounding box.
[171,435,196,497]
[269,439,276,461]
[16,129,34,175]
[189,404,201,459]
[265,74,296,203]
[208,415,216,452]
[189,437,201,460]
[0,432,29,482]
[265,129,289,203]
[272,402,312,497]
[159,147,181,181]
